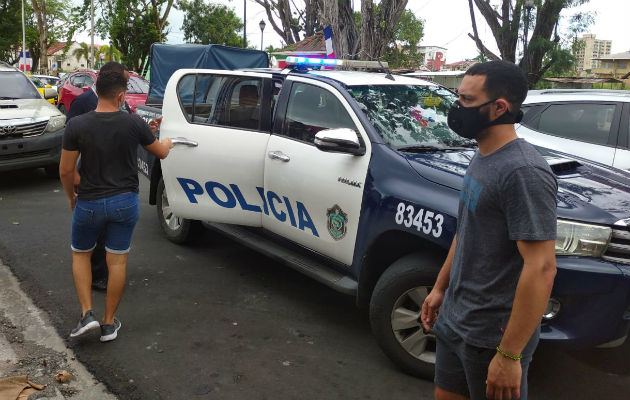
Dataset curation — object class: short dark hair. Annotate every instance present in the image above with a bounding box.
[465,61,528,110]
[99,61,128,75]
[95,70,128,99]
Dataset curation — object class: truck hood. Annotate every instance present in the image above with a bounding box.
[0,98,61,120]
[404,147,630,226]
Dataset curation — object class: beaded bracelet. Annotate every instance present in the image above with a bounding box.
[495,346,522,361]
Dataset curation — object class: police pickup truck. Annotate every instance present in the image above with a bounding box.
[136,55,630,378]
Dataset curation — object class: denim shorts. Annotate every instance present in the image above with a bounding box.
[434,322,539,400]
[71,192,140,254]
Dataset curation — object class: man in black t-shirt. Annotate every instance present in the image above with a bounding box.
[59,71,172,342]
[67,62,132,291]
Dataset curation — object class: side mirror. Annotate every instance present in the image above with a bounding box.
[43,88,57,99]
[314,128,365,156]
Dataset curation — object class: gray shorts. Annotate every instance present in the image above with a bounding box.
[434,323,539,400]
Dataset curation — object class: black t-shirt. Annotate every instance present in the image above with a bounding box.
[62,111,156,200]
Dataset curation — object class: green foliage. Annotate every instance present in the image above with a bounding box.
[178,0,243,46]
[0,0,22,63]
[109,0,161,73]
[382,10,424,69]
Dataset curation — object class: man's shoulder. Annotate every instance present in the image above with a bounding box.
[73,89,97,103]
[499,139,552,175]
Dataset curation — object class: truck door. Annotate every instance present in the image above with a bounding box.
[160,70,272,226]
[263,78,372,266]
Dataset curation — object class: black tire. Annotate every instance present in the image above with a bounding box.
[58,103,66,115]
[369,253,442,379]
[156,177,200,244]
[44,164,59,178]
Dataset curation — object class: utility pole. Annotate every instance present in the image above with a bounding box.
[243,0,246,48]
[90,0,95,68]
[21,0,26,72]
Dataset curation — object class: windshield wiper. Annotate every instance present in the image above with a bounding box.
[397,144,474,152]
[0,96,19,100]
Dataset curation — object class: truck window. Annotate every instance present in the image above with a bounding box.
[177,74,225,124]
[283,82,357,144]
[217,78,263,131]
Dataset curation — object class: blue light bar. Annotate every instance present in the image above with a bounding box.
[285,56,343,67]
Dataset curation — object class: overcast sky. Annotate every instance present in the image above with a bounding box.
[78,0,630,63]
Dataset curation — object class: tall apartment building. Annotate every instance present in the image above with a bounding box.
[575,34,612,72]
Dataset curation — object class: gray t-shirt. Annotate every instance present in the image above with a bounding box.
[434,138,558,348]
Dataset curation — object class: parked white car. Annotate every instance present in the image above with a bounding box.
[517,89,629,170]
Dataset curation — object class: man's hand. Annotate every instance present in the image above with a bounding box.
[161,136,173,149]
[68,195,76,211]
[149,116,163,134]
[421,289,444,331]
[486,353,522,400]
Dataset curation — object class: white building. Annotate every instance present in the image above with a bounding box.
[46,42,98,73]
[575,34,612,73]
[417,45,447,70]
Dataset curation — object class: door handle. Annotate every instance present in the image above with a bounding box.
[267,151,290,162]
[171,137,198,147]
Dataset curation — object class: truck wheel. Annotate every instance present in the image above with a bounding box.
[369,253,441,379]
[156,177,199,244]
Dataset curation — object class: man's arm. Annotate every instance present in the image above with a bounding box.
[486,239,556,400]
[59,149,80,210]
[143,137,173,160]
[421,234,456,331]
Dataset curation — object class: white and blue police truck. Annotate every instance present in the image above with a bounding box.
[136,55,630,379]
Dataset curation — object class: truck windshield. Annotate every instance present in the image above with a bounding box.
[0,72,41,100]
[348,85,475,149]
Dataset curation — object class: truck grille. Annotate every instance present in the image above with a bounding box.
[603,228,630,265]
[0,119,49,139]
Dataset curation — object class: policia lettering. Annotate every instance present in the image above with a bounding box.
[177,178,319,237]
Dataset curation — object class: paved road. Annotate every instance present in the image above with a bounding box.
[0,168,628,400]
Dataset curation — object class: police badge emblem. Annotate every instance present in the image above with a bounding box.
[327,204,347,240]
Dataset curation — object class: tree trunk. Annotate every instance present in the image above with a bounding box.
[359,0,407,61]
[321,0,358,59]
[31,0,48,74]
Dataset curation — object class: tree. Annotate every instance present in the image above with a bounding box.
[0,0,22,64]
[72,42,92,66]
[178,0,243,46]
[252,0,322,45]
[383,9,424,68]
[468,0,593,87]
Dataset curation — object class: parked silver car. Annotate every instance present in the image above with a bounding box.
[517,89,629,170]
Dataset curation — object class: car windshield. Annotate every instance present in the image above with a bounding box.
[0,72,41,99]
[29,76,45,88]
[348,84,475,149]
[127,75,149,94]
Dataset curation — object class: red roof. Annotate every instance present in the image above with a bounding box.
[280,31,326,52]
[47,42,69,56]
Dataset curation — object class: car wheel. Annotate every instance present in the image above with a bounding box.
[44,164,59,178]
[369,253,442,379]
[58,103,66,114]
[156,177,200,244]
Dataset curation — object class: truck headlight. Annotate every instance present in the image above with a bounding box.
[46,114,66,132]
[555,220,611,257]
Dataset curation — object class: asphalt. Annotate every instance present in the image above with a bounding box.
[0,167,628,400]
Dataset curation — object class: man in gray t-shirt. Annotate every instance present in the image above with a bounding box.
[421,61,557,400]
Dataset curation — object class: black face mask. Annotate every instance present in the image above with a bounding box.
[447,99,523,139]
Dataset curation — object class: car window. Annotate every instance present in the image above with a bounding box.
[69,74,87,88]
[283,82,357,144]
[176,74,229,126]
[217,78,263,130]
[538,103,616,146]
[84,74,95,87]
[127,76,149,94]
[0,72,40,99]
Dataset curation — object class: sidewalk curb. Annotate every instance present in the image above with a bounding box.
[0,260,117,399]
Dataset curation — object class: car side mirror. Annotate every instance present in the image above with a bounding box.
[314,128,365,156]
[43,88,57,99]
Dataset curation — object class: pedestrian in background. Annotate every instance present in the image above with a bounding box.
[59,70,172,342]
[421,61,558,400]
[66,61,132,291]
